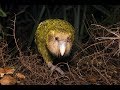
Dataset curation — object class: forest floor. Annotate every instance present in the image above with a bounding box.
[0,23,120,85]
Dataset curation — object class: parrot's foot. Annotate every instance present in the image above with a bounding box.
[47,62,65,76]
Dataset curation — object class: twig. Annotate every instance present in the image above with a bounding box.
[92,65,111,85]
[12,14,22,56]
[92,24,120,56]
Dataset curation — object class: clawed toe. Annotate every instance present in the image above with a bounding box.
[50,65,65,76]
[48,62,65,76]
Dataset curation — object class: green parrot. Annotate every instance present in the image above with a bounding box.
[35,19,75,75]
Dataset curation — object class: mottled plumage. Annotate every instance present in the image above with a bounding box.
[35,19,75,75]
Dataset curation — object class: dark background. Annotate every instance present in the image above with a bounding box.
[0,4,120,85]
[1,5,120,50]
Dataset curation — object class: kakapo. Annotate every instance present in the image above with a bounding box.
[35,19,75,75]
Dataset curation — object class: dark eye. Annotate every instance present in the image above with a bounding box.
[55,37,59,41]
[67,37,71,42]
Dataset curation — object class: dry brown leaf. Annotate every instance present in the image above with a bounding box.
[0,75,17,85]
[86,76,97,83]
[0,68,5,77]
[4,67,15,75]
[16,73,25,80]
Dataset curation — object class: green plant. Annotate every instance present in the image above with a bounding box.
[0,8,7,17]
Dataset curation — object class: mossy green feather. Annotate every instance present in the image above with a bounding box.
[35,19,75,63]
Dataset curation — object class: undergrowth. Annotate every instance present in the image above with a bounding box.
[0,15,120,85]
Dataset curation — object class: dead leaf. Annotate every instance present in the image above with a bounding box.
[0,68,5,77]
[4,67,15,75]
[16,73,25,80]
[0,75,17,85]
[87,76,97,83]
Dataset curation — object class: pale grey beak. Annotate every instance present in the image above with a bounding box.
[59,41,66,56]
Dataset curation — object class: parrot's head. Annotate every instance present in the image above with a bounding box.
[46,29,74,57]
